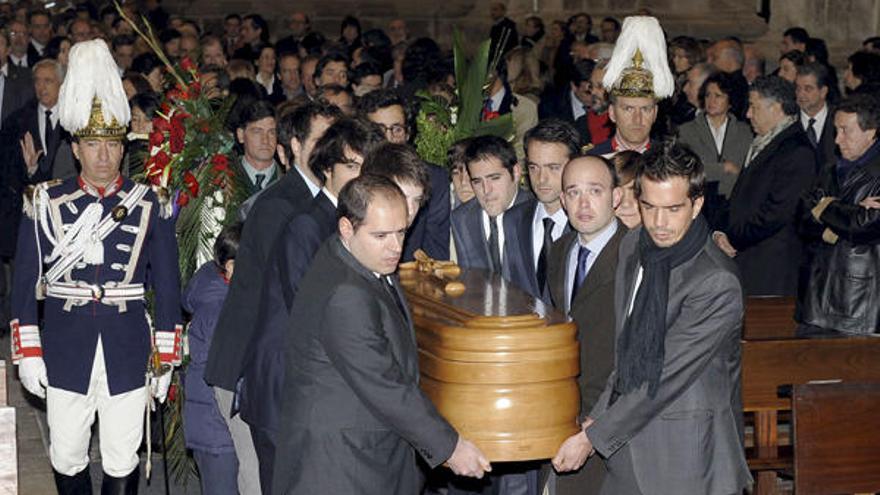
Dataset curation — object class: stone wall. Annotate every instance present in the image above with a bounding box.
[172,0,878,66]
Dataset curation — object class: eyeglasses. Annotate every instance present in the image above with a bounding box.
[376,123,407,138]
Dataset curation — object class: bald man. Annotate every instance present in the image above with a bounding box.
[544,155,627,495]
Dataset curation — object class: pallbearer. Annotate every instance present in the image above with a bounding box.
[9,39,182,495]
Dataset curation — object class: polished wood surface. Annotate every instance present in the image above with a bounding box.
[402,267,579,462]
[741,297,880,495]
[793,383,880,495]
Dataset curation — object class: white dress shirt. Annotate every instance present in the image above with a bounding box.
[531,202,568,269]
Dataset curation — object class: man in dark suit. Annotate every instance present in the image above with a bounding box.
[715,76,817,296]
[451,136,532,286]
[539,60,595,143]
[546,155,627,495]
[7,20,39,68]
[488,2,518,62]
[358,89,451,261]
[506,119,579,301]
[232,100,280,202]
[272,174,490,494]
[0,29,33,129]
[204,102,341,495]
[237,118,384,490]
[796,63,837,170]
[554,143,752,495]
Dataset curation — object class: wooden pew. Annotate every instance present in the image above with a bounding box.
[793,382,880,495]
[741,297,880,495]
[0,360,18,494]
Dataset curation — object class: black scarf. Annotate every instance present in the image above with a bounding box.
[614,215,710,400]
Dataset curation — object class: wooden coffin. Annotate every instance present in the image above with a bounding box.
[399,260,579,462]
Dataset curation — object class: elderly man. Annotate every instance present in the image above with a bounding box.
[715,76,816,296]
[800,95,880,335]
[11,39,181,495]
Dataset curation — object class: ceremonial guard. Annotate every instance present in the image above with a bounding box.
[9,40,182,494]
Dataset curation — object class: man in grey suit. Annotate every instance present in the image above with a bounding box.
[451,135,532,287]
[272,175,490,494]
[553,143,752,495]
[546,155,627,495]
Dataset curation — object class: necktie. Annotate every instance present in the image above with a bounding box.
[535,217,555,293]
[570,245,591,308]
[254,173,266,190]
[488,216,501,273]
[384,276,408,322]
[44,109,57,150]
[806,118,818,148]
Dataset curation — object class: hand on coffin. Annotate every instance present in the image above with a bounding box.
[446,437,492,479]
[552,425,594,473]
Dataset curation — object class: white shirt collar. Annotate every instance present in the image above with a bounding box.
[295,163,321,197]
[488,86,506,112]
[321,187,338,207]
[800,103,828,136]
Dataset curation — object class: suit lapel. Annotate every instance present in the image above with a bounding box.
[573,224,623,306]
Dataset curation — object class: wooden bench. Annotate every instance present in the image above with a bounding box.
[0,360,18,494]
[793,382,880,495]
[741,297,880,495]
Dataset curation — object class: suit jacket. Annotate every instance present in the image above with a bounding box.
[677,113,752,198]
[548,223,627,495]
[450,190,534,293]
[813,110,837,171]
[204,169,315,390]
[239,192,336,432]
[586,229,752,495]
[489,17,518,60]
[507,200,571,302]
[0,66,35,256]
[272,235,458,494]
[403,163,451,261]
[5,100,76,185]
[725,123,816,296]
[1,64,34,127]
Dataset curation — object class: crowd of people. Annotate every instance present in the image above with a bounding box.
[2,1,880,495]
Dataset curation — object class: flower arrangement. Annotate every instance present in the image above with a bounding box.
[414,30,514,167]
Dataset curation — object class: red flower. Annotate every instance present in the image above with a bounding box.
[183,171,200,198]
[481,109,501,121]
[176,191,190,207]
[211,154,229,173]
[153,117,170,133]
[180,57,196,72]
[169,127,185,153]
[154,150,171,168]
[190,81,202,97]
[149,130,164,147]
[167,383,178,402]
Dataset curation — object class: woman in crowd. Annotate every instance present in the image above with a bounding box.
[183,224,243,495]
[255,44,277,97]
[677,71,752,226]
[611,151,641,229]
[45,36,71,68]
[125,92,161,177]
[778,50,806,82]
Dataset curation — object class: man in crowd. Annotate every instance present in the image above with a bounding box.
[714,76,817,296]
[488,1,518,61]
[201,35,228,68]
[781,27,809,54]
[358,88,451,260]
[552,142,752,495]
[388,18,409,45]
[239,118,383,491]
[11,39,182,495]
[708,38,745,74]
[547,154,627,495]
[507,119,580,300]
[272,174,490,494]
[796,63,837,168]
[314,53,349,90]
[800,94,880,335]
[28,10,52,59]
[7,20,37,67]
[111,35,135,73]
[272,52,303,102]
[538,60,594,139]
[205,102,341,494]
[451,135,531,282]
[233,100,280,199]
[275,11,311,55]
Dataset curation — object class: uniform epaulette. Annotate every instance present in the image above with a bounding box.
[580,143,595,155]
[22,179,63,220]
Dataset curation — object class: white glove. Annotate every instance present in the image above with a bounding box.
[18,357,48,399]
[151,370,173,403]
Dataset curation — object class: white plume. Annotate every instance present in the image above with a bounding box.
[602,16,675,99]
[58,39,131,133]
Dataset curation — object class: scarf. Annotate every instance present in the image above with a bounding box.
[837,138,880,185]
[614,215,710,400]
[744,116,796,167]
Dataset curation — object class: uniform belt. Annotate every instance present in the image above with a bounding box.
[45,282,145,303]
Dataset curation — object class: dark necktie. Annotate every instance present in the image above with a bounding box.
[570,245,591,308]
[488,216,501,273]
[44,109,56,147]
[384,276,408,322]
[254,173,266,190]
[535,217,555,293]
[806,118,818,148]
